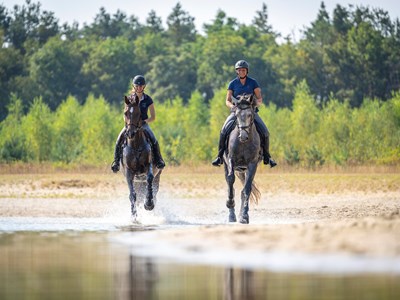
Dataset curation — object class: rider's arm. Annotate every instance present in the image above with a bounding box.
[254,87,262,107]
[226,90,235,109]
[146,104,156,123]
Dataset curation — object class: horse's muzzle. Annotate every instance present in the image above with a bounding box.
[239,131,249,142]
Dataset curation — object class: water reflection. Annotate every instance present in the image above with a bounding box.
[0,232,399,300]
[123,256,158,300]
[224,268,255,300]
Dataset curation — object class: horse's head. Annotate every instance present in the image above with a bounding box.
[231,94,256,143]
[124,96,144,139]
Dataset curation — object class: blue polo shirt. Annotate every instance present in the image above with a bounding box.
[227,76,260,97]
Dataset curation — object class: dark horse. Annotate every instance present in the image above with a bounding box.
[224,94,261,224]
[121,96,162,219]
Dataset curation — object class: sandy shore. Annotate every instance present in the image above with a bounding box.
[0,170,399,258]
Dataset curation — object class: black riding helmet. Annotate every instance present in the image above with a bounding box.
[132,75,146,86]
[235,60,249,71]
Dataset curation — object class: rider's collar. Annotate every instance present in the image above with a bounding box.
[132,93,145,102]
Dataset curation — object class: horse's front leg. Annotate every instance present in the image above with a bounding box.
[240,162,258,224]
[126,169,137,219]
[224,158,236,222]
[144,163,155,211]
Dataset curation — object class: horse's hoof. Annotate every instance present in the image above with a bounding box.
[239,215,249,224]
[144,200,155,211]
[226,200,235,209]
[229,214,237,222]
[131,214,137,223]
[131,204,137,217]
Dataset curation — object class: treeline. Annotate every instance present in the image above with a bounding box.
[1,1,400,166]
[1,0,400,122]
[1,82,399,166]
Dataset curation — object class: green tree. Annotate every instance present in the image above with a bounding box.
[166,2,196,46]
[29,36,83,110]
[151,97,185,165]
[0,41,24,120]
[0,94,28,161]
[181,91,211,161]
[52,96,82,163]
[208,87,231,155]
[82,37,135,105]
[252,3,275,35]
[21,97,53,161]
[318,99,352,164]
[258,102,291,162]
[133,32,168,72]
[79,94,118,164]
[146,48,197,102]
[5,0,59,52]
[145,10,164,34]
[289,81,321,165]
[197,28,246,99]
[82,7,141,40]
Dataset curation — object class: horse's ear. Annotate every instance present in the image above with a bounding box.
[231,95,238,106]
[124,96,129,105]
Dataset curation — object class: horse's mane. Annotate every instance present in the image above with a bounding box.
[232,94,256,109]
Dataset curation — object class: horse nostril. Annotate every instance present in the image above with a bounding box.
[239,134,248,142]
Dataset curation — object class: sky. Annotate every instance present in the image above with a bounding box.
[2,0,400,39]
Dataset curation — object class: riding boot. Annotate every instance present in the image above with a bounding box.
[212,132,226,167]
[111,128,126,173]
[111,144,122,173]
[151,141,165,169]
[263,136,277,168]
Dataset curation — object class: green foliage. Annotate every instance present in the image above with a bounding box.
[21,97,54,162]
[52,96,83,163]
[284,145,300,166]
[82,37,135,105]
[79,94,118,164]
[318,99,352,164]
[2,1,400,114]
[0,86,399,166]
[181,91,211,161]
[0,94,28,161]
[1,2,400,167]
[209,87,231,155]
[289,81,321,159]
[29,36,83,109]
[152,97,185,165]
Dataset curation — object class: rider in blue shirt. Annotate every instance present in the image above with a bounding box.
[212,60,277,168]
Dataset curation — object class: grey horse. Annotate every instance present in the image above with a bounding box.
[223,94,262,224]
[121,96,162,220]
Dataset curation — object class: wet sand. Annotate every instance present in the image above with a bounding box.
[0,169,399,259]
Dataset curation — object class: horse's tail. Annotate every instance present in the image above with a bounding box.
[237,173,261,205]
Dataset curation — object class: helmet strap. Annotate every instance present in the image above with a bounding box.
[236,69,248,80]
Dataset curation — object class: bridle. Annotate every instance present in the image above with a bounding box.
[236,102,255,135]
[125,105,144,136]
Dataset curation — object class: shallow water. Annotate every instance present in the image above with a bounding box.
[0,195,400,299]
[0,230,399,300]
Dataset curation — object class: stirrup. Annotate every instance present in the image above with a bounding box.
[264,157,277,168]
[111,161,120,173]
[156,159,165,169]
[212,157,223,167]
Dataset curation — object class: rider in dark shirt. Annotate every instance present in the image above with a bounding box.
[111,75,165,173]
[211,60,277,168]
